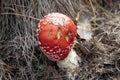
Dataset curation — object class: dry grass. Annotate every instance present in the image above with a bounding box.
[0,0,120,80]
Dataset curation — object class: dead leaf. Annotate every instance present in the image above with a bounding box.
[76,11,92,41]
[77,20,92,41]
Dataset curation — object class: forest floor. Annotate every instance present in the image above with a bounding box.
[0,0,120,80]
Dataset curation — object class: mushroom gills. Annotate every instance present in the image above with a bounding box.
[65,32,71,42]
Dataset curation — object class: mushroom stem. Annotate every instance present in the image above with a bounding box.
[57,49,80,79]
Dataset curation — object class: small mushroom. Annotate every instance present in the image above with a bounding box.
[37,12,80,79]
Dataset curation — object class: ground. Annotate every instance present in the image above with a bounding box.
[0,0,120,80]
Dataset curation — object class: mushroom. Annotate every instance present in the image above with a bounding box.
[37,12,80,78]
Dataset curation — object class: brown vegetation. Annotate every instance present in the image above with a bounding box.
[0,0,120,80]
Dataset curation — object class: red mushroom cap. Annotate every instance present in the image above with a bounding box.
[37,13,76,61]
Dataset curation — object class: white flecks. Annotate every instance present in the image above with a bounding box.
[57,29,61,39]
[65,32,71,42]
[65,35,69,42]
[36,29,39,32]
[38,24,40,28]
[53,51,56,54]
[42,46,49,49]
[54,46,59,49]
[61,50,65,53]
[58,48,61,53]
[56,51,59,53]
[46,46,50,49]
[50,55,55,59]
[46,52,52,55]
[38,42,41,45]
[46,52,50,54]
[49,49,53,52]
[43,49,46,52]
[59,53,63,56]
[56,51,60,53]
[40,47,43,50]
[40,19,44,23]
[42,21,47,25]
[37,33,39,36]
[70,43,73,46]
[46,13,70,26]
[67,45,71,50]
[64,50,68,54]
[69,43,73,48]
[42,46,46,49]
[54,55,59,59]
[36,29,40,36]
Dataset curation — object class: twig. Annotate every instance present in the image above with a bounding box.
[89,0,97,26]
[0,13,40,21]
